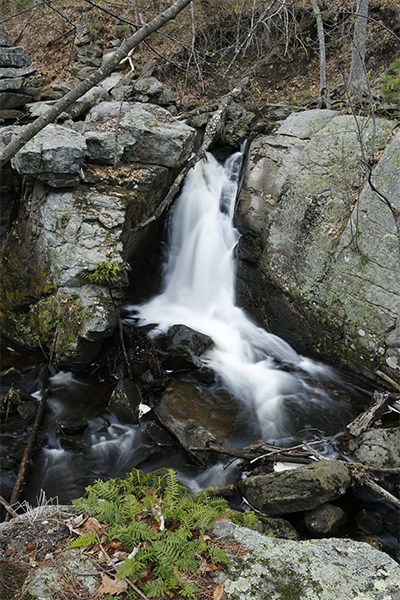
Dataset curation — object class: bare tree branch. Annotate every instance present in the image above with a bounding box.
[0,0,193,168]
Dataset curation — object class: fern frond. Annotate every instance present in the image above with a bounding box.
[180,581,201,598]
[208,544,231,565]
[108,521,158,548]
[67,531,97,549]
[141,575,179,598]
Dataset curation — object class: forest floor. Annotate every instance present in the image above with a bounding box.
[0,0,399,117]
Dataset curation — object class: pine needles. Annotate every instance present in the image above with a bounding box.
[69,468,253,598]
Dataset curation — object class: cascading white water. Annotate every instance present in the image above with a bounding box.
[129,152,349,441]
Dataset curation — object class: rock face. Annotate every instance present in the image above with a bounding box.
[213,522,400,600]
[0,163,173,366]
[239,460,352,514]
[84,102,196,167]
[0,35,38,120]
[236,111,400,383]
[11,124,86,187]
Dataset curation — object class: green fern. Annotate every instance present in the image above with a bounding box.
[70,468,246,598]
[67,531,97,549]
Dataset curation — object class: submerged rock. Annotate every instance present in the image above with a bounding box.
[239,460,352,515]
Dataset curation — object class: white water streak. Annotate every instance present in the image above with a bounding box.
[130,152,334,439]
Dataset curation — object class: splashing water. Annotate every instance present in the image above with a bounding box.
[127,152,355,441]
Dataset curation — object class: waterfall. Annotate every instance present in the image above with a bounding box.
[128,152,353,441]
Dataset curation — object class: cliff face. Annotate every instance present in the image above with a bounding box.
[236,111,400,385]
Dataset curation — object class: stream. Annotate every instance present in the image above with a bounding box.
[1,151,399,562]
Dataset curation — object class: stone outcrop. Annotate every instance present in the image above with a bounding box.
[11,124,86,187]
[84,101,196,167]
[236,110,400,383]
[0,161,175,366]
[0,34,38,121]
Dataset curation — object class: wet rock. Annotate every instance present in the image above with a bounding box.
[58,418,89,435]
[213,522,400,600]
[304,502,347,535]
[162,347,203,371]
[11,124,86,187]
[346,426,400,470]
[59,435,84,451]
[356,509,384,536]
[0,367,20,383]
[108,378,141,424]
[146,420,176,446]
[239,460,352,515]
[257,515,299,540]
[157,324,213,370]
[155,378,242,460]
[17,401,37,420]
[84,101,196,168]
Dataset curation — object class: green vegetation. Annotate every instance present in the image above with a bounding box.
[82,256,122,285]
[380,58,400,113]
[70,468,257,598]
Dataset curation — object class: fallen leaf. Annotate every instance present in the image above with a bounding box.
[204,563,220,572]
[213,585,224,600]
[213,509,230,523]
[98,573,128,596]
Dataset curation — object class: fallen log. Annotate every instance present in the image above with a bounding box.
[344,390,391,438]
[6,388,50,519]
[139,79,249,229]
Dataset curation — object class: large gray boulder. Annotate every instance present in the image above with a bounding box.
[11,124,86,187]
[0,163,173,367]
[239,460,352,514]
[84,101,196,167]
[236,112,400,383]
[213,522,400,599]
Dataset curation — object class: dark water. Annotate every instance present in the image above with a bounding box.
[1,336,399,563]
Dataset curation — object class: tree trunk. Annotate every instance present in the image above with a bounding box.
[310,0,330,109]
[348,0,369,92]
[0,0,193,168]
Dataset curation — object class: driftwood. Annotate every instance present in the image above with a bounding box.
[345,390,391,438]
[6,389,50,519]
[189,439,325,465]
[139,79,248,229]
